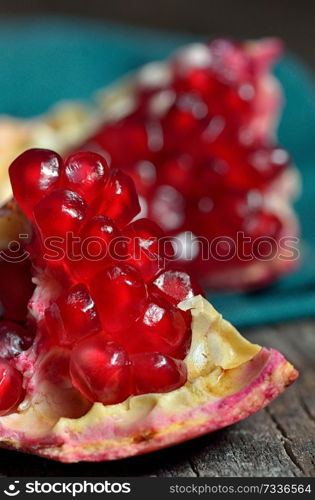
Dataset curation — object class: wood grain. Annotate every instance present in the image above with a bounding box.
[0,319,314,477]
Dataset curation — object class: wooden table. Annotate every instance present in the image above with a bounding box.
[0,319,314,477]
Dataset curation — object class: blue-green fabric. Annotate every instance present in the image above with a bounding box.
[1,17,315,328]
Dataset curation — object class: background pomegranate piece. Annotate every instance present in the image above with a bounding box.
[90,264,147,333]
[70,336,132,404]
[9,149,62,220]
[33,188,87,242]
[131,352,187,394]
[0,360,23,416]
[45,284,101,346]
[62,151,109,204]
[96,169,140,228]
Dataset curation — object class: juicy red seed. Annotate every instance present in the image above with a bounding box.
[9,149,62,219]
[151,269,203,304]
[124,294,189,358]
[70,336,131,404]
[131,353,187,395]
[45,284,101,346]
[0,257,35,322]
[123,218,173,282]
[0,360,23,416]
[33,188,87,242]
[90,264,147,333]
[96,169,140,228]
[72,215,123,281]
[0,321,33,359]
[62,151,109,204]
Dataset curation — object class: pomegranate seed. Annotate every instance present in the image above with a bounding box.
[0,360,23,416]
[45,284,101,346]
[123,218,173,282]
[70,336,132,404]
[9,149,62,219]
[72,215,123,281]
[62,151,109,204]
[0,321,33,359]
[33,188,87,243]
[125,294,190,358]
[96,169,140,228]
[131,353,187,395]
[151,269,203,304]
[90,264,147,333]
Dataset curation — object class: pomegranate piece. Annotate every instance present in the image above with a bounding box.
[131,352,187,395]
[70,335,132,405]
[45,284,101,346]
[123,218,174,282]
[80,38,297,290]
[125,294,190,358]
[9,149,62,219]
[73,215,123,281]
[33,188,87,242]
[62,151,109,204]
[0,360,23,416]
[0,147,298,463]
[152,269,203,304]
[90,263,147,333]
[96,169,140,228]
[0,321,33,359]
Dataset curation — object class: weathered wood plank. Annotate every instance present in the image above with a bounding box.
[0,319,314,477]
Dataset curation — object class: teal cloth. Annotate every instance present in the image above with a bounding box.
[1,17,315,328]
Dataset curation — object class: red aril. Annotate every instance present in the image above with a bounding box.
[124,294,189,358]
[62,151,109,204]
[73,215,123,281]
[152,269,203,304]
[0,360,23,416]
[90,263,147,333]
[45,284,101,346]
[96,169,140,228]
[70,336,132,405]
[123,218,174,282]
[33,188,87,243]
[131,352,187,395]
[9,149,62,219]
